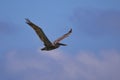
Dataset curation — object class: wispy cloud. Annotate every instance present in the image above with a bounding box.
[0,50,120,80]
[0,21,20,35]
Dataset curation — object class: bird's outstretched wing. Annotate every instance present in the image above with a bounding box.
[25,19,52,46]
[54,29,72,44]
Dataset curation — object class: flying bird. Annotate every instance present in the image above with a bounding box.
[25,19,72,51]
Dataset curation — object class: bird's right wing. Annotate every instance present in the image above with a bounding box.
[25,19,52,46]
[53,29,72,44]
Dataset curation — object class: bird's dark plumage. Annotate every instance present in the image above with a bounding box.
[25,18,72,51]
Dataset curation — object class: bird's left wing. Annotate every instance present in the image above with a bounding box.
[25,19,52,46]
[53,29,72,44]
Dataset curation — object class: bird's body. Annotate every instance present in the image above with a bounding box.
[25,19,72,51]
[41,44,59,51]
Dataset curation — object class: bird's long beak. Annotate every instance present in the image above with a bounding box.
[58,43,67,46]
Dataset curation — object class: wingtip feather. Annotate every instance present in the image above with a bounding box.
[25,18,31,24]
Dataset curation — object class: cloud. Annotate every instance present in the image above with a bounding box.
[0,50,120,80]
[69,8,120,52]
[71,9,120,37]
[76,50,120,80]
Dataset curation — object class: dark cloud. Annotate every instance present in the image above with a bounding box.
[71,9,120,37]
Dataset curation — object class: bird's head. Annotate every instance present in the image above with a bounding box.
[57,43,67,46]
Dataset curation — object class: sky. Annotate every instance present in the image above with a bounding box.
[0,0,120,80]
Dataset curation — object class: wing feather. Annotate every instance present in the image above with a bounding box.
[25,19,52,46]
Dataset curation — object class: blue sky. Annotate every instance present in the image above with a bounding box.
[0,0,120,80]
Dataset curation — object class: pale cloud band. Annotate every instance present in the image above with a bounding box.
[0,50,120,80]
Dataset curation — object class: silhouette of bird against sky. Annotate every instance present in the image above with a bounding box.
[25,19,72,51]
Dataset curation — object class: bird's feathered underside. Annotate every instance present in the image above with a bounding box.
[25,19,52,46]
[53,28,72,44]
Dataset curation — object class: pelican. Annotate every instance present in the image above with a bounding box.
[25,19,72,51]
